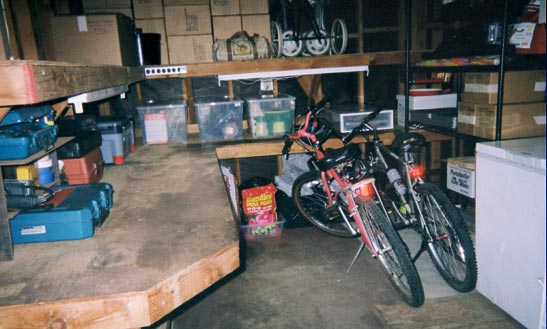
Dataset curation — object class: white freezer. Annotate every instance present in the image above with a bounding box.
[475,137,546,329]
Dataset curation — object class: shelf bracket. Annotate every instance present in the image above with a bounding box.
[67,85,129,114]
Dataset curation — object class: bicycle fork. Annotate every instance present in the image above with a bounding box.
[344,178,385,274]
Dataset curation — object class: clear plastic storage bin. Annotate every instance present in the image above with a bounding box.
[194,97,243,142]
[244,95,296,138]
[137,101,187,145]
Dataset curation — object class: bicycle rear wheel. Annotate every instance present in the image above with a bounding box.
[292,171,358,237]
[415,183,477,292]
[360,199,424,307]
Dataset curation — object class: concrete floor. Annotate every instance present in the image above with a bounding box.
[146,223,524,329]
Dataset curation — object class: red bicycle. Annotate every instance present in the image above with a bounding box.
[282,98,424,307]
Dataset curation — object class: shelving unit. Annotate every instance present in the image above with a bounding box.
[404,0,546,143]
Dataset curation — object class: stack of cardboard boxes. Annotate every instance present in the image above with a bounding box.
[133,0,169,65]
[211,0,270,40]
[165,1,214,63]
[457,70,546,140]
[56,0,271,65]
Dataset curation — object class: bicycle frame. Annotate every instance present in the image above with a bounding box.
[353,122,442,261]
[286,109,378,251]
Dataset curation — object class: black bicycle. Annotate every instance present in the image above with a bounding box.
[340,107,478,293]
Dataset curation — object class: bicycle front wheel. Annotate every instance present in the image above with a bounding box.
[292,171,358,238]
[360,199,424,307]
[415,183,477,292]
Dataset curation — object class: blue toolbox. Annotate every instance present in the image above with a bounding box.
[0,105,58,160]
[10,183,114,244]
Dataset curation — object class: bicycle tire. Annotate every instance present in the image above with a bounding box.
[292,171,358,238]
[415,183,477,292]
[359,199,424,307]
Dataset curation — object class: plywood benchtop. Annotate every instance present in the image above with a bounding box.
[0,145,240,328]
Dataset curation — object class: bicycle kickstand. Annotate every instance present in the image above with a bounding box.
[346,241,366,274]
[412,240,428,263]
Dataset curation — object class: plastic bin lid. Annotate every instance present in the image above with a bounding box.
[243,93,295,101]
[137,98,186,109]
[0,105,53,127]
[195,96,242,105]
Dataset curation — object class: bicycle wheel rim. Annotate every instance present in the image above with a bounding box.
[293,172,357,237]
[360,200,424,307]
[416,183,477,292]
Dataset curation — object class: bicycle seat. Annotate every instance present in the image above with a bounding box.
[316,143,361,171]
[390,130,426,152]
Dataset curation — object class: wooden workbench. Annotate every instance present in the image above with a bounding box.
[0,145,240,328]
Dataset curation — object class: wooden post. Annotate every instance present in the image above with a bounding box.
[227,80,234,99]
[357,0,365,109]
[234,158,241,184]
[184,78,195,124]
[277,155,283,176]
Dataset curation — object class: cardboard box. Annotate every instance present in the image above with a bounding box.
[241,14,271,40]
[84,8,133,17]
[239,0,268,14]
[212,15,242,39]
[211,0,239,16]
[473,102,546,139]
[165,5,212,35]
[168,34,213,63]
[135,18,168,64]
[164,0,209,5]
[447,157,475,198]
[82,0,131,9]
[133,0,164,19]
[462,70,546,104]
[457,102,477,135]
[50,14,139,66]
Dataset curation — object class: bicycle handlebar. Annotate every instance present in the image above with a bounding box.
[282,96,331,159]
[341,106,385,144]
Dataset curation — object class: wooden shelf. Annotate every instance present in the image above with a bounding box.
[0,60,144,108]
[144,51,424,79]
[0,145,240,328]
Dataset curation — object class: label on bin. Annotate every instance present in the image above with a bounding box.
[144,113,168,144]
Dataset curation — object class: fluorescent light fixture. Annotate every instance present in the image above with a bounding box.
[217,65,369,81]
